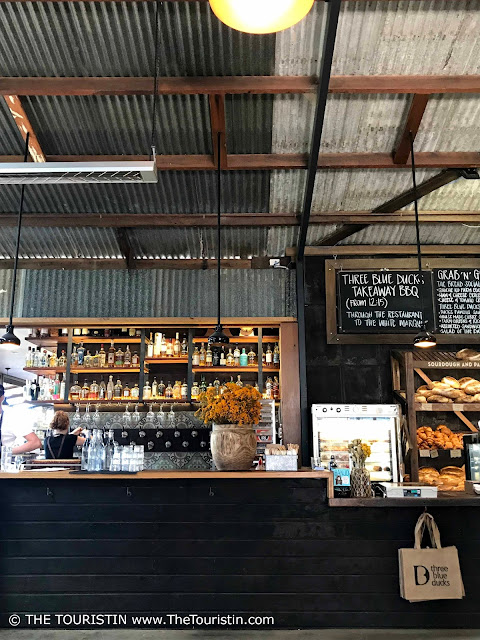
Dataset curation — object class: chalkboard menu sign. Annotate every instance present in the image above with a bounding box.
[337,270,434,334]
[434,268,480,335]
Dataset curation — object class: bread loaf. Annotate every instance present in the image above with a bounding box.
[427,394,453,403]
[463,381,480,395]
[419,467,441,486]
[414,394,427,403]
[457,349,480,361]
[459,377,476,389]
[441,376,460,389]
[432,381,452,391]
[433,387,463,400]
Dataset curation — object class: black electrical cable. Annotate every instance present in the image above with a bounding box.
[216,132,221,327]
[150,0,160,156]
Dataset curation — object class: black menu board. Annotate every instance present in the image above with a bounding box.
[337,270,434,333]
[434,268,480,335]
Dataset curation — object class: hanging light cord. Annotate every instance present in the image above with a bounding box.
[7,132,29,329]
[150,0,160,157]
[410,130,427,328]
[216,132,221,327]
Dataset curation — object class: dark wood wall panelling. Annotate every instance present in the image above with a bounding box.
[0,478,479,628]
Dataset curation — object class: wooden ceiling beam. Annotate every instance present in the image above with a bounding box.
[0,152,478,170]
[1,75,479,96]
[287,245,480,257]
[4,95,45,162]
[393,94,429,164]
[0,258,267,270]
[115,228,136,270]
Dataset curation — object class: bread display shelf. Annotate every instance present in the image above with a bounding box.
[415,403,480,411]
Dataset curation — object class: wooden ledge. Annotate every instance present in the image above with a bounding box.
[329,493,480,507]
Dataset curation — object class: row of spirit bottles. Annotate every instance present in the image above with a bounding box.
[147,333,188,358]
[25,375,66,401]
[192,343,280,367]
[26,347,67,368]
[72,342,140,368]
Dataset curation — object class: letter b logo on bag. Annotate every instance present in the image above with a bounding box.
[414,565,430,586]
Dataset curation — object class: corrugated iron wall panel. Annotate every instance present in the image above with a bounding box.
[415,94,480,152]
[0,98,24,154]
[23,95,212,155]
[0,1,275,77]
[401,177,480,211]
[225,95,273,154]
[341,222,480,245]
[0,270,18,317]
[20,268,294,318]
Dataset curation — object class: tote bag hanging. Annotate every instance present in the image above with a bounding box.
[399,511,464,602]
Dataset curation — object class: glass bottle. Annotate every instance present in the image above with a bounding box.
[265,376,273,399]
[236,375,243,388]
[233,344,241,366]
[152,377,158,398]
[84,350,93,368]
[115,346,124,367]
[165,382,173,399]
[248,349,256,366]
[81,429,90,470]
[89,381,99,400]
[273,343,280,366]
[226,348,234,366]
[81,381,89,400]
[265,344,273,367]
[69,380,81,401]
[41,350,48,367]
[49,352,57,368]
[107,341,115,366]
[128,327,136,337]
[181,380,188,400]
[147,333,154,358]
[206,346,213,367]
[161,334,168,357]
[124,345,132,367]
[239,348,248,367]
[81,328,89,337]
[213,377,221,395]
[123,383,131,399]
[154,333,162,357]
[113,379,123,400]
[25,347,31,368]
[158,380,166,398]
[181,335,188,356]
[191,380,200,400]
[99,377,106,400]
[58,350,67,368]
[131,384,140,400]
[212,348,220,367]
[200,376,207,393]
[92,350,100,368]
[52,374,60,400]
[199,344,206,366]
[192,347,200,366]
[220,348,226,367]
[173,380,181,400]
[105,430,115,471]
[174,333,181,357]
[59,374,66,400]
[71,346,78,367]
[73,328,82,337]
[99,344,106,368]
[131,351,140,366]
[107,375,114,400]
[273,376,280,400]
[143,380,152,400]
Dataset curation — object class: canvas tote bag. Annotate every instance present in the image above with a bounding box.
[399,511,464,602]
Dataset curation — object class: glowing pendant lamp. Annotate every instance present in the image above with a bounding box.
[209,0,314,34]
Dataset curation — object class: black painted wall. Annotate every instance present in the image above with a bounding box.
[1,478,479,629]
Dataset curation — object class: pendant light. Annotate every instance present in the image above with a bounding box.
[209,0,314,34]
[410,131,437,349]
[0,133,29,349]
[208,134,229,347]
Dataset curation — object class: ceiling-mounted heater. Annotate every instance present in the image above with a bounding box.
[0,159,158,184]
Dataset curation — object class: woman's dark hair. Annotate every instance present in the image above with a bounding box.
[50,411,70,432]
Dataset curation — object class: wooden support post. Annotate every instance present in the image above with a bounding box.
[4,95,45,162]
[209,94,227,170]
[393,94,429,164]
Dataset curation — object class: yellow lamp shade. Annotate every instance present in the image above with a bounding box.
[209,0,315,34]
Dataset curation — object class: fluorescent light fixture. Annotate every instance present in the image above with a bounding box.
[0,160,158,184]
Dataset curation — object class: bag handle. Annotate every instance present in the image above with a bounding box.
[414,512,442,549]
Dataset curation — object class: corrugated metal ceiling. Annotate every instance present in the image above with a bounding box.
[341,222,480,246]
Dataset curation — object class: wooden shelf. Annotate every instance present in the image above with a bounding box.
[26,336,59,348]
[145,357,188,364]
[193,336,279,344]
[24,367,66,374]
[415,402,480,412]
[193,366,258,373]
[25,400,65,405]
[59,336,146,344]
[71,367,147,374]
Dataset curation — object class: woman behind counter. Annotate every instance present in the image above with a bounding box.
[44,411,86,460]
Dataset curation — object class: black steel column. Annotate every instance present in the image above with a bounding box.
[297,0,341,464]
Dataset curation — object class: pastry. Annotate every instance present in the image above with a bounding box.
[419,467,441,486]
[459,377,476,389]
[441,376,460,389]
[463,381,480,395]
[433,387,463,400]
[457,349,480,361]
[414,394,427,403]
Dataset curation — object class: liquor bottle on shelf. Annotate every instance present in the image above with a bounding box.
[92,351,99,368]
[107,342,115,366]
[30,378,37,401]
[273,343,280,367]
[200,376,207,393]
[192,347,200,366]
[124,345,132,367]
[154,333,161,357]
[81,381,89,400]
[69,380,81,401]
[131,351,140,366]
[181,335,188,356]
[199,344,206,366]
[161,335,168,357]
[73,328,81,337]
[147,333,154,358]
[128,328,136,337]
[123,383,131,399]
[143,380,152,400]
[84,351,93,368]
[213,378,221,395]
[226,348,234,366]
[220,348,226,367]
[48,352,57,368]
[206,346,213,367]
[89,381,99,400]
[158,379,166,398]
[273,376,280,400]
[99,377,106,400]
[191,380,200,400]
[233,345,240,366]
[113,380,123,400]
[77,343,86,367]
[152,378,158,398]
[236,375,243,388]
[174,333,181,357]
[107,375,114,400]
[71,346,78,367]
[58,350,67,368]
[53,374,60,400]
[59,375,66,400]
[173,381,181,400]
[212,348,220,367]
[99,344,106,368]
[265,377,273,399]
[104,328,111,339]
[61,328,68,337]
[81,328,89,337]
[41,350,48,367]
[115,346,124,367]
[248,349,256,366]
[181,380,188,400]
[265,344,273,367]
[165,382,173,399]
[131,384,140,400]
[239,348,248,367]
[25,347,31,368]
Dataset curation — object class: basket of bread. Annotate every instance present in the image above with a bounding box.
[417,425,464,450]
[415,376,480,404]
[418,466,466,492]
